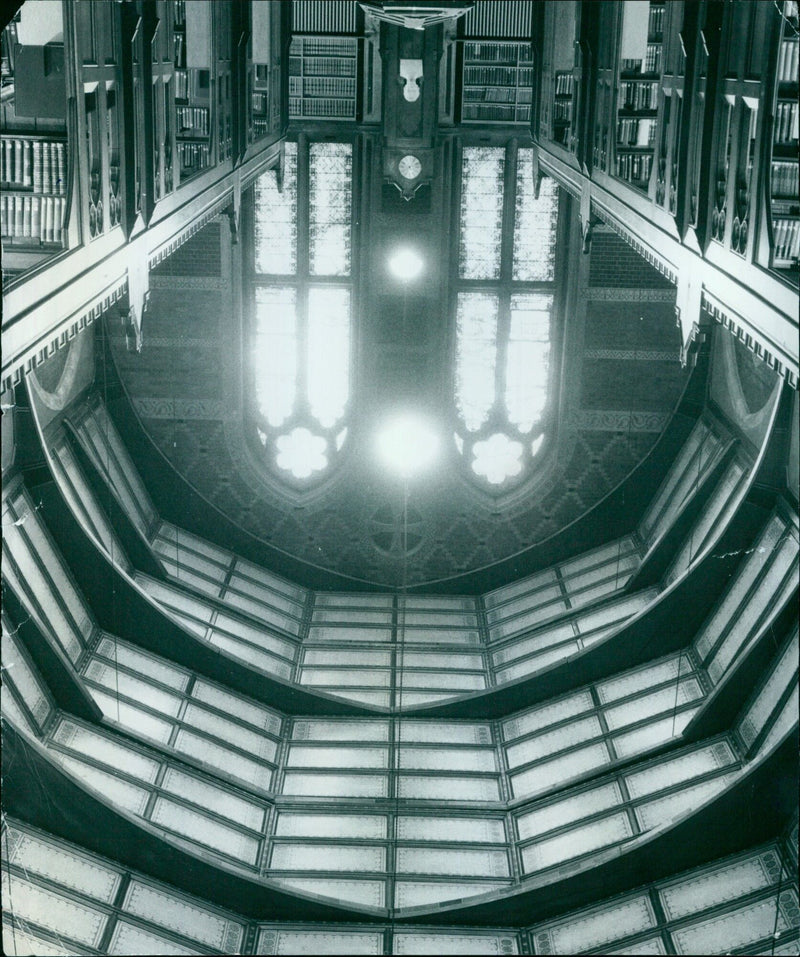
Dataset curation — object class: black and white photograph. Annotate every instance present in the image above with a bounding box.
[1,1,798,954]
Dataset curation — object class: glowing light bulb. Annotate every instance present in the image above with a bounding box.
[377,414,439,477]
[388,248,424,281]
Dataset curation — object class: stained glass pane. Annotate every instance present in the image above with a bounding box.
[506,294,551,432]
[254,142,297,275]
[254,286,297,427]
[309,143,352,276]
[308,286,350,429]
[455,291,498,431]
[513,155,558,281]
[275,427,328,479]
[472,433,524,484]
[459,147,504,280]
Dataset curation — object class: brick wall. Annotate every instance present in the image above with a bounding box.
[153,221,222,277]
[589,232,674,288]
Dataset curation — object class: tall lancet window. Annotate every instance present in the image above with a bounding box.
[454,145,560,488]
[251,141,353,483]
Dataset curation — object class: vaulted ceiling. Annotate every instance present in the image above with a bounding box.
[107,199,688,588]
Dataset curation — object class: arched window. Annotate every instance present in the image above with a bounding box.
[250,140,353,483]
[453,145,560,487]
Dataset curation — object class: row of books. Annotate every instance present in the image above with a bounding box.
[464,41,531,64]
[295,38,356,58]
[290,98,355,118]
[1,193,65,243]
[774,101,799,144]
[176,105,210,135]
[173,0,186,28]
[617,116,656,147]
[615,151,653,183]
[553,101,573,122]
[298,77,356,98]
[462,104,530,123]
[772,217,800,262]
[772,160,799,198]
[177,141,210,170]
[464,66,520,86]
[619,81,658,111]
[174,70,197,101]
[1,138,67,194]
[555,72,574,96]
[622,45,663,76]
[173,32,186,69]
[648,4,666,36]
[777,39,799,84]
[464,87,517,103]
[290,57,356,80]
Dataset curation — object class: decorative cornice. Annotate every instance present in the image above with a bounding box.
[702,292,798,389]
[5,282,127,392]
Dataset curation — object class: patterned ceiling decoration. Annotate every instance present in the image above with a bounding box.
[108,208,688,589]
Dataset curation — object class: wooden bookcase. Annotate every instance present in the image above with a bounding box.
[460,41,533,125]
[288,37,357,121]
[614,2,664,192]
[173,0,213,179]
[769,0,799,279]
[0,14,70,278]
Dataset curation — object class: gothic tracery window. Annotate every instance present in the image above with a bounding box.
[251,141,353,483]
[454,146,560,487]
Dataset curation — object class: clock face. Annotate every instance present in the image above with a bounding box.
[398,154,422,180]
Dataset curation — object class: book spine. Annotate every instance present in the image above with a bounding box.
[31,195,40,239]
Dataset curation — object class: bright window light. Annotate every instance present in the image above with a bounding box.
[309,143,352,277]
[254,142,297,275]
[455,291,499,432]
[254,286,297,427]
[377,415,439,477]
[307,286,350,429]
[388,248,424,281]
[459,147,504,280]
[472,433,523,485]
[276,427,328,479]
[505,293,551,432]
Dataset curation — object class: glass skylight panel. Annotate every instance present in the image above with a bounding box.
[455,291,498,431]
[309,142,352,276]
[513,156,558,281]
[459,147,505,279]
[505,294,552,432]
[254,141,297,275]
[307,285,351,429]
[254,286,297,427]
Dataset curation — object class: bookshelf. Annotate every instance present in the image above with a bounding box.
[614,2,664,192]
[0,16,70,261]
[769,1,799,279]
[250,63,270,142]
[552,71,574,147]
[289,37,357,121]
[461,41,533,125]
[173,0,213,179]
